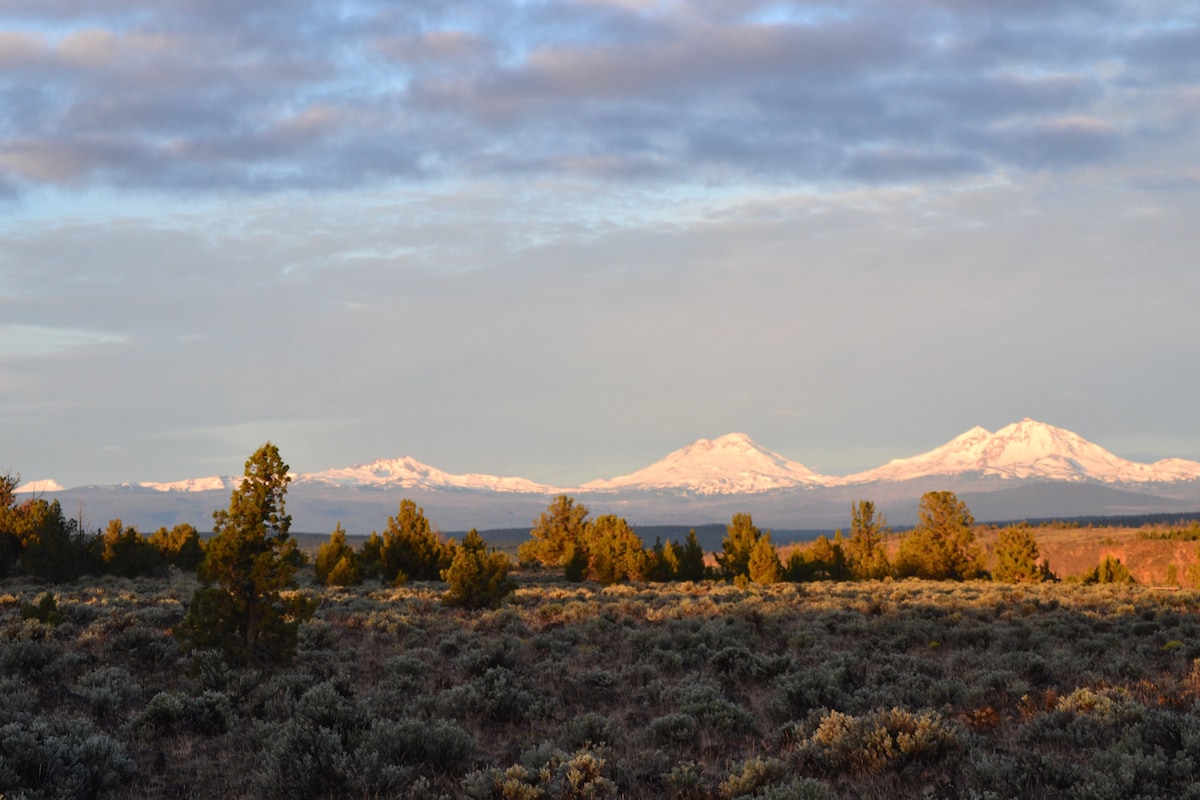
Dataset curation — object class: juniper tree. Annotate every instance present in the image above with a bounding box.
[379,499,453,583]
[101,519,164,578]
[315,522,362,587]
[177,442,313,668]
[148,523,204,571]
[748,532,783,585]
[581,514,648,584]
[718,513,762,580]
[845,500,892,580]
[519,495,590,568]
[992,524,1053,583]
[895,491,983,580]
[675,529,709,581]
[442,529,516,609]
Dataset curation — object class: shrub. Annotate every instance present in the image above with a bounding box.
[362,717,476,773]
[463,745,617,800]
[648,712,700,745]
[564,713,623,749]
[794,707,964,777]
[718,757,787,798]
[74,666,141,720]
[139,689,235,735]
[0,714,135,800]
[441,666,537,724]
[20,592,61,625]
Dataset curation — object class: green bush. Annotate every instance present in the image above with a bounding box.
[463,745,617,800]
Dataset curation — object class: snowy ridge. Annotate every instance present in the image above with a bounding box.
[580,432,831,495]
[21,420,1200,496]
[839,419,1200,485]
[296,456,564,494]
[139,475,239,493]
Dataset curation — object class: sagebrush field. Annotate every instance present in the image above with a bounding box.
[6,569,1200,799]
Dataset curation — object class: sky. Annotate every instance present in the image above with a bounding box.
[2,0,1199,489]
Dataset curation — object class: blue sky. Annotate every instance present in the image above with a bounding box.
[2,0,1199,488]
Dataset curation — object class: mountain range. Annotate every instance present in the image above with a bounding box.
[16,419,1200,533]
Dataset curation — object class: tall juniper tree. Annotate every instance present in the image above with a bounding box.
[177,443,313,667]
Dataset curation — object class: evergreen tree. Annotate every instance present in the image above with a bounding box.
[992,524,1053,583]
[845,500,892,580]
[315,523,362,587]
[176,443,313,668]
[359,531,384,581]
[563,541,589,582]
[102,519,164,578]
[442,529,516,609]
[783,534,846,582]
[148,523,204,571]
[674,530,709,581]
[519,495,590,567]
[748,532,783,585]
[1085,555,1135,585]
[645,537,677,582]
[718,513,761,580]
[0,472,25,576]
[12,499,99,582]
[379,499,453,583]
[895,491,983,580]
[581,514,648,585]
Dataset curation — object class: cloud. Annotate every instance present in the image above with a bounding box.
[0,1,1194,195]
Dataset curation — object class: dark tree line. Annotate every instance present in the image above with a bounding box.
[0,471,202,582]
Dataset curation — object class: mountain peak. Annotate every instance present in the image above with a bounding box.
[580,433,830,495]
[840,419,1200,485]
[15,478,65,493]
[296,455,563,494]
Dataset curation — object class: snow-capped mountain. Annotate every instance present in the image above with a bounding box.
[15,478,65,493]
[20,420,1200,518]
[580,432,831,495]
[296,456,564,494]
[139,475,239,493]
[839,418,1200,485]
